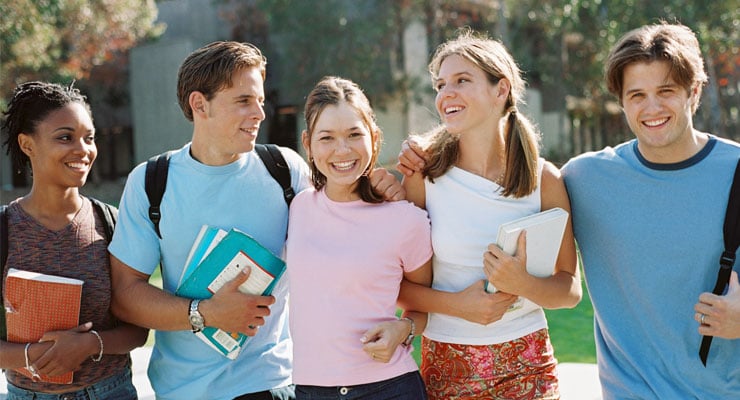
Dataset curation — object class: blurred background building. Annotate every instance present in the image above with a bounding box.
[2,0,737,203]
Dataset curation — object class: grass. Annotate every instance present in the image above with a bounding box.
[544,279,597,363]
[146,267,597,364]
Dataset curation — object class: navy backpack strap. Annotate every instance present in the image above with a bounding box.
[254,144,295,206]
[145,151,172,239]
[700,158,740,365]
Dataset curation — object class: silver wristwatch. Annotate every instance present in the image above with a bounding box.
[188,299,205,333]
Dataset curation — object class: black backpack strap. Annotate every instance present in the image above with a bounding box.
[88,197,118,243]
[1,204,5,340]
[145,151,172,239]
[1,205,7,271]
[700,158,740,366]
[254,144,295,206]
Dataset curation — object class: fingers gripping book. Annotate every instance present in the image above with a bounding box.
[4,268,83,384]
[175,226,286,359]
[485,208,569,294]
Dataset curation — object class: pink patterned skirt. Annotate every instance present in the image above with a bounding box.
[420,328,560,399]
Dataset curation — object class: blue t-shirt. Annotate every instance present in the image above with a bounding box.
[562,135,740,399]
[109,143,309,400]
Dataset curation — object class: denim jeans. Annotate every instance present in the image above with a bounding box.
[233,385,296,400]
[295,371,427,400]
[6,369,137,400]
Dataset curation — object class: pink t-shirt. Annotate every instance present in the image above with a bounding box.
[286,188,432,386]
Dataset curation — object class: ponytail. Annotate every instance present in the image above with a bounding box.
[501,108,540,198]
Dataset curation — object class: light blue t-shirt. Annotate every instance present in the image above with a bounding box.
[562,135,740,399]
[109,143,309,400]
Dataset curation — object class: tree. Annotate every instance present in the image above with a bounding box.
[502,0,738,142]
[218,0,418,109]
[0,0,163,99]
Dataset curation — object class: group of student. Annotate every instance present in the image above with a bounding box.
[1,20,738,400]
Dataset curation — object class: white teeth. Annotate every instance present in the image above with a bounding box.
[445,106,463,114]
[643,118,668,127]
[67,162,88,169]
[332,161,355,170]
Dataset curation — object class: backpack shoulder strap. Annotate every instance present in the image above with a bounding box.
[145,151,172,238]
[1,204,6,340]
[88,197,118,243]
[700,157,740,365]
[1,205,7,270]
[254,144,295,206]
[715,157,740,293]
[722,158,740,260]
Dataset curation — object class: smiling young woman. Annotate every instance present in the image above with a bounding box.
[1,81,148,400]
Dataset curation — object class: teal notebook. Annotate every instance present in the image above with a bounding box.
[176,227,286,359]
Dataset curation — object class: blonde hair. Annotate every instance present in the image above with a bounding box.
[421,30,540,198]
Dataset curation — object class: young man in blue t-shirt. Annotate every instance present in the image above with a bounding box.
[560,22,740,399]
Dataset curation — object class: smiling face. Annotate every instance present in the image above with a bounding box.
[434,54,504,136]
[621,60,701,162]
[18,102,97,189]
[193,66,266,165]
[302,101,375,201]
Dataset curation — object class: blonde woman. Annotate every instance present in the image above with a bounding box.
[398,32,581,399]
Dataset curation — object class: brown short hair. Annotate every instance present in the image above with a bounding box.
[605,22,707,113]
[177,41,267,121]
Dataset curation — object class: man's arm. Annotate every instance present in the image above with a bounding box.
[110,255,273,336]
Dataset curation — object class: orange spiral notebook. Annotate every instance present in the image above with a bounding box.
[4,268,83,384]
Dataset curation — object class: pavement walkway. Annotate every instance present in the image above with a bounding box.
[1,347,602,399]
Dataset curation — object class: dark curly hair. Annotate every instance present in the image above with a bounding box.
[2,81,92,173]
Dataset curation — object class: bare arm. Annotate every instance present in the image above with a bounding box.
[402,171,426,209]
[483,162,581,309]
[399,257,433,334]
[1,310,148,377]
[399,280,517,325]
[399,169,518,324]
[361,256,434,363]
[110,254,274,335]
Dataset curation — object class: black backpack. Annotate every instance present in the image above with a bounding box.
[145,143,295,239]
[0,197,117,339]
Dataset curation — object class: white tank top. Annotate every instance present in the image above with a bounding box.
[423,158,547,345]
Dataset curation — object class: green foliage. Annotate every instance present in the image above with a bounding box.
[218,0,422,109]
[0,0,164,98]
[502,0,738,136]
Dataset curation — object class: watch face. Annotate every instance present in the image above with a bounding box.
[189,300,205,332]
[189,313,204,326]
[189,313,204,332]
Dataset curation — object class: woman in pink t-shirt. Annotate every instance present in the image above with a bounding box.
[285,76,432,399]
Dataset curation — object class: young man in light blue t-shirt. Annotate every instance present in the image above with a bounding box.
[561,23,740,399]
[108,41,405,400]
